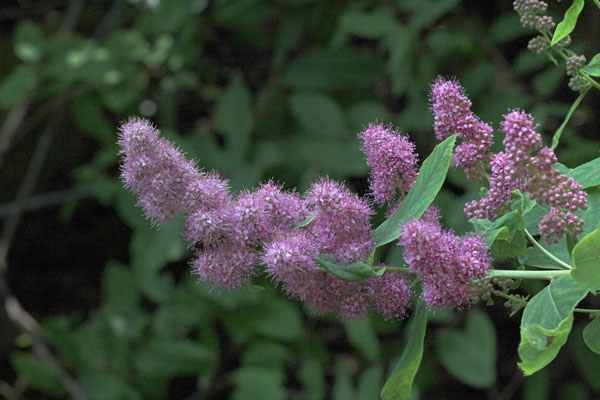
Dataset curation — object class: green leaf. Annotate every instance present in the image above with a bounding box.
[231,367,287,400]
[583,317,600,355]
[282,47,383,91]
[519,238,571,270]
[356,364,384,400]
[10,352,67,397]
[344,318,381,361]
[471,210,527,257]
[381,299,428,400]
[551,0,584,46]
[70,93,114,145]
[338,7,396,39]
[373,134,457,247]
[0,65,39,109]
[436,310,496,388]
[298,359,325,400]
[518,276,589,375]
[568,157,600,188]
[569,324,600,392]
[213,71,253,164]
[552,88,589,149]
[571,228,600,292]
[512,189,537,215]
[134,338,217,379]
[293,212,317,229]
[289,92,346,137]
[581,53,600,77]
[316,254,385,282]
[14,20,44,62]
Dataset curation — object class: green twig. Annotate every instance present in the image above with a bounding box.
[487,269,571,280]
[523,228,573,269]
[592,0,600,12]
[491,289,527,304]
[574,308,600,314]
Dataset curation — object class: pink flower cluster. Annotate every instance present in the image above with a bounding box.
[400,219,491,308]
[429,80,588,243]
[429,78,494,181]
[118,118,417,319]
[358,123,419,207]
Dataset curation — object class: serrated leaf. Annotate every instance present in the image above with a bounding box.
[581,53,600,77]
[583,317,600,355]
[568,157,600,188]
[373,134,457,247]
[381,299,428,400]
[571,228,600,292]
[316,254,384,282]
[436,310,496,388]
[518,276,589,375]
[551,0,584,46]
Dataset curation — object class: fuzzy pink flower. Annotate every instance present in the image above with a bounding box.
[358,123,419,206]
[191,241,257,290]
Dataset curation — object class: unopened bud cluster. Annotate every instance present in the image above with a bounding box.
[566,55,591,93]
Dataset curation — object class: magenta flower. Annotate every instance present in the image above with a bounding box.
[191,241,258,290]
[399,219,490,308]
[430,78,494,180]
[358,123,419,206]
[367,272,412,320]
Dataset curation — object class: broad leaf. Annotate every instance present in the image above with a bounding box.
[289,92,346,138]
[316,254,384,282]
[568,157,600,188]
[581,53,600,77]
[583,317,600,355]
[436,310,496,388]
[344,318,381,361]
[518,276,589,375]
[373,134,457,247]
[381,299,428,400]
[571,228,600,292]
[551,0,584,46]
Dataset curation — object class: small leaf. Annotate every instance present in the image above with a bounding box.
[316,254,384,282]
[568,157,600,188]
[583,317,600,355]
[581,53,600,77]
[0,65,39,109]
[381,299,428,400]
[293,212,317,229]
[518,276,589,375]
[551,0,584,46]
[552,88,589,149]
[512,189,537,215]
[373,134,457,247]
[14,20,44,62]
[231,367,287,400]
[571,228,600,292]
[436,310,496,388]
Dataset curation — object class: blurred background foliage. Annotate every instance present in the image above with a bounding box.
[0,0,599,399]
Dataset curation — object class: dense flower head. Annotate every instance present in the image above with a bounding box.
[429,78,494,180]
[367,272,412,320]
[358,123,419,206]
[399,219,490,308]
[305,178,374,264]
[501,110,543,164]
[539,207,584,244]
[566,55,591,93]
[118,117,211,224]
[191,242,258,290]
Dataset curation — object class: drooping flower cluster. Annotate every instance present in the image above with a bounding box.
[399,219,491,308]
[358,123,419,207]
[118,118,417,319]
[429,77,494,181]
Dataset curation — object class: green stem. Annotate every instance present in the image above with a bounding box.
[487,269,571,280]
[491,289,527,304]
[592,0,600,12]
[523,228,573,270]
[378,266,410,273]
[574,308,600,314]
[581,72,600,91]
